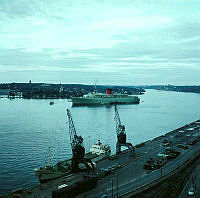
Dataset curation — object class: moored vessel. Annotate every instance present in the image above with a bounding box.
[90,139,111,156]
[70,88,140,106]
[34,160,71,183]
[34,140,111,183]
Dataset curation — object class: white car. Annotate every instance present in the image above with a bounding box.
[101,195,108,198]
[187,187,195,196]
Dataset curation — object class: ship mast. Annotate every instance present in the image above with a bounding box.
[47,146,55,167]
[94,79,98,93]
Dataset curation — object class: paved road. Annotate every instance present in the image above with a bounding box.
[78,123,200,198]
[179,164,200,198]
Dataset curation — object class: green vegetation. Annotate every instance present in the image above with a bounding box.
[0,83,145,99]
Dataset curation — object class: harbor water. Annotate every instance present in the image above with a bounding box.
[0,89,200,195]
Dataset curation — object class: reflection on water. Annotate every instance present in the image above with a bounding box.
[0,90,200,194]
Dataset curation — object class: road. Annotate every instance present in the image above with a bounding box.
[179,163,200,198]
[78,122,200,198]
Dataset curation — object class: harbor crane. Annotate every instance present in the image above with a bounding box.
[114,105,135,156]
[66,109,94,172]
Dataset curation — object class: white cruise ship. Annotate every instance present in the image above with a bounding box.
[70,88,140,106]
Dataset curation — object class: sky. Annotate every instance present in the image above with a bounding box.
[0,0,200,85]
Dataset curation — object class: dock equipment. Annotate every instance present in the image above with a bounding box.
[114,105,135,155]
[67,109,94,172]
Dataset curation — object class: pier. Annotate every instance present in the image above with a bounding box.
[8,119,200,198]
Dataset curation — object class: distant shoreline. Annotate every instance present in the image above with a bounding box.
[0,83,145,99]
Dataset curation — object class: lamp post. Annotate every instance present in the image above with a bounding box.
[111,177,114,198]
[160,165,163,177]
[159,144,166,177]
[116,171,119,198]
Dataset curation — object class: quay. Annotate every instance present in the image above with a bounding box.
[8,119,200,198]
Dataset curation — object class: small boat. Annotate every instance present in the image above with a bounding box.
[49,102,54,105]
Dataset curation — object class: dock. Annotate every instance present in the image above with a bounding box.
[9,119,200,198]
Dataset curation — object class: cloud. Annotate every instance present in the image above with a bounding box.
[0,0,200,85]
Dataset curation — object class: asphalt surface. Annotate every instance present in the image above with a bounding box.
[179,163,200,198]
[78,121,200,198]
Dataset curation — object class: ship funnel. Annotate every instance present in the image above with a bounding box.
[106,88,112,95]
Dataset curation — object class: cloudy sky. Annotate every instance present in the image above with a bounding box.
[0,0,200,85]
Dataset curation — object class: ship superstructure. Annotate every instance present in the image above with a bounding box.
[90,139,111,156]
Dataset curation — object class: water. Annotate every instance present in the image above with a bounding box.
[0,89,200,195]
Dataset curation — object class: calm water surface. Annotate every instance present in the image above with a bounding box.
[0,89,200,195]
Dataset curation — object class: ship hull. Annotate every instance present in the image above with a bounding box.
[35,152,109,183]
[70,96,140,106]
[35,159,72,183]
[37,170,72,183]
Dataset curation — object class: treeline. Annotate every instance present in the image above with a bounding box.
[0,83,145,99]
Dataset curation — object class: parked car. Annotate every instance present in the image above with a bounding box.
[177,144,189,150]
[161,139,170,146]
[187,186,195,196]
[101,194,109,198]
